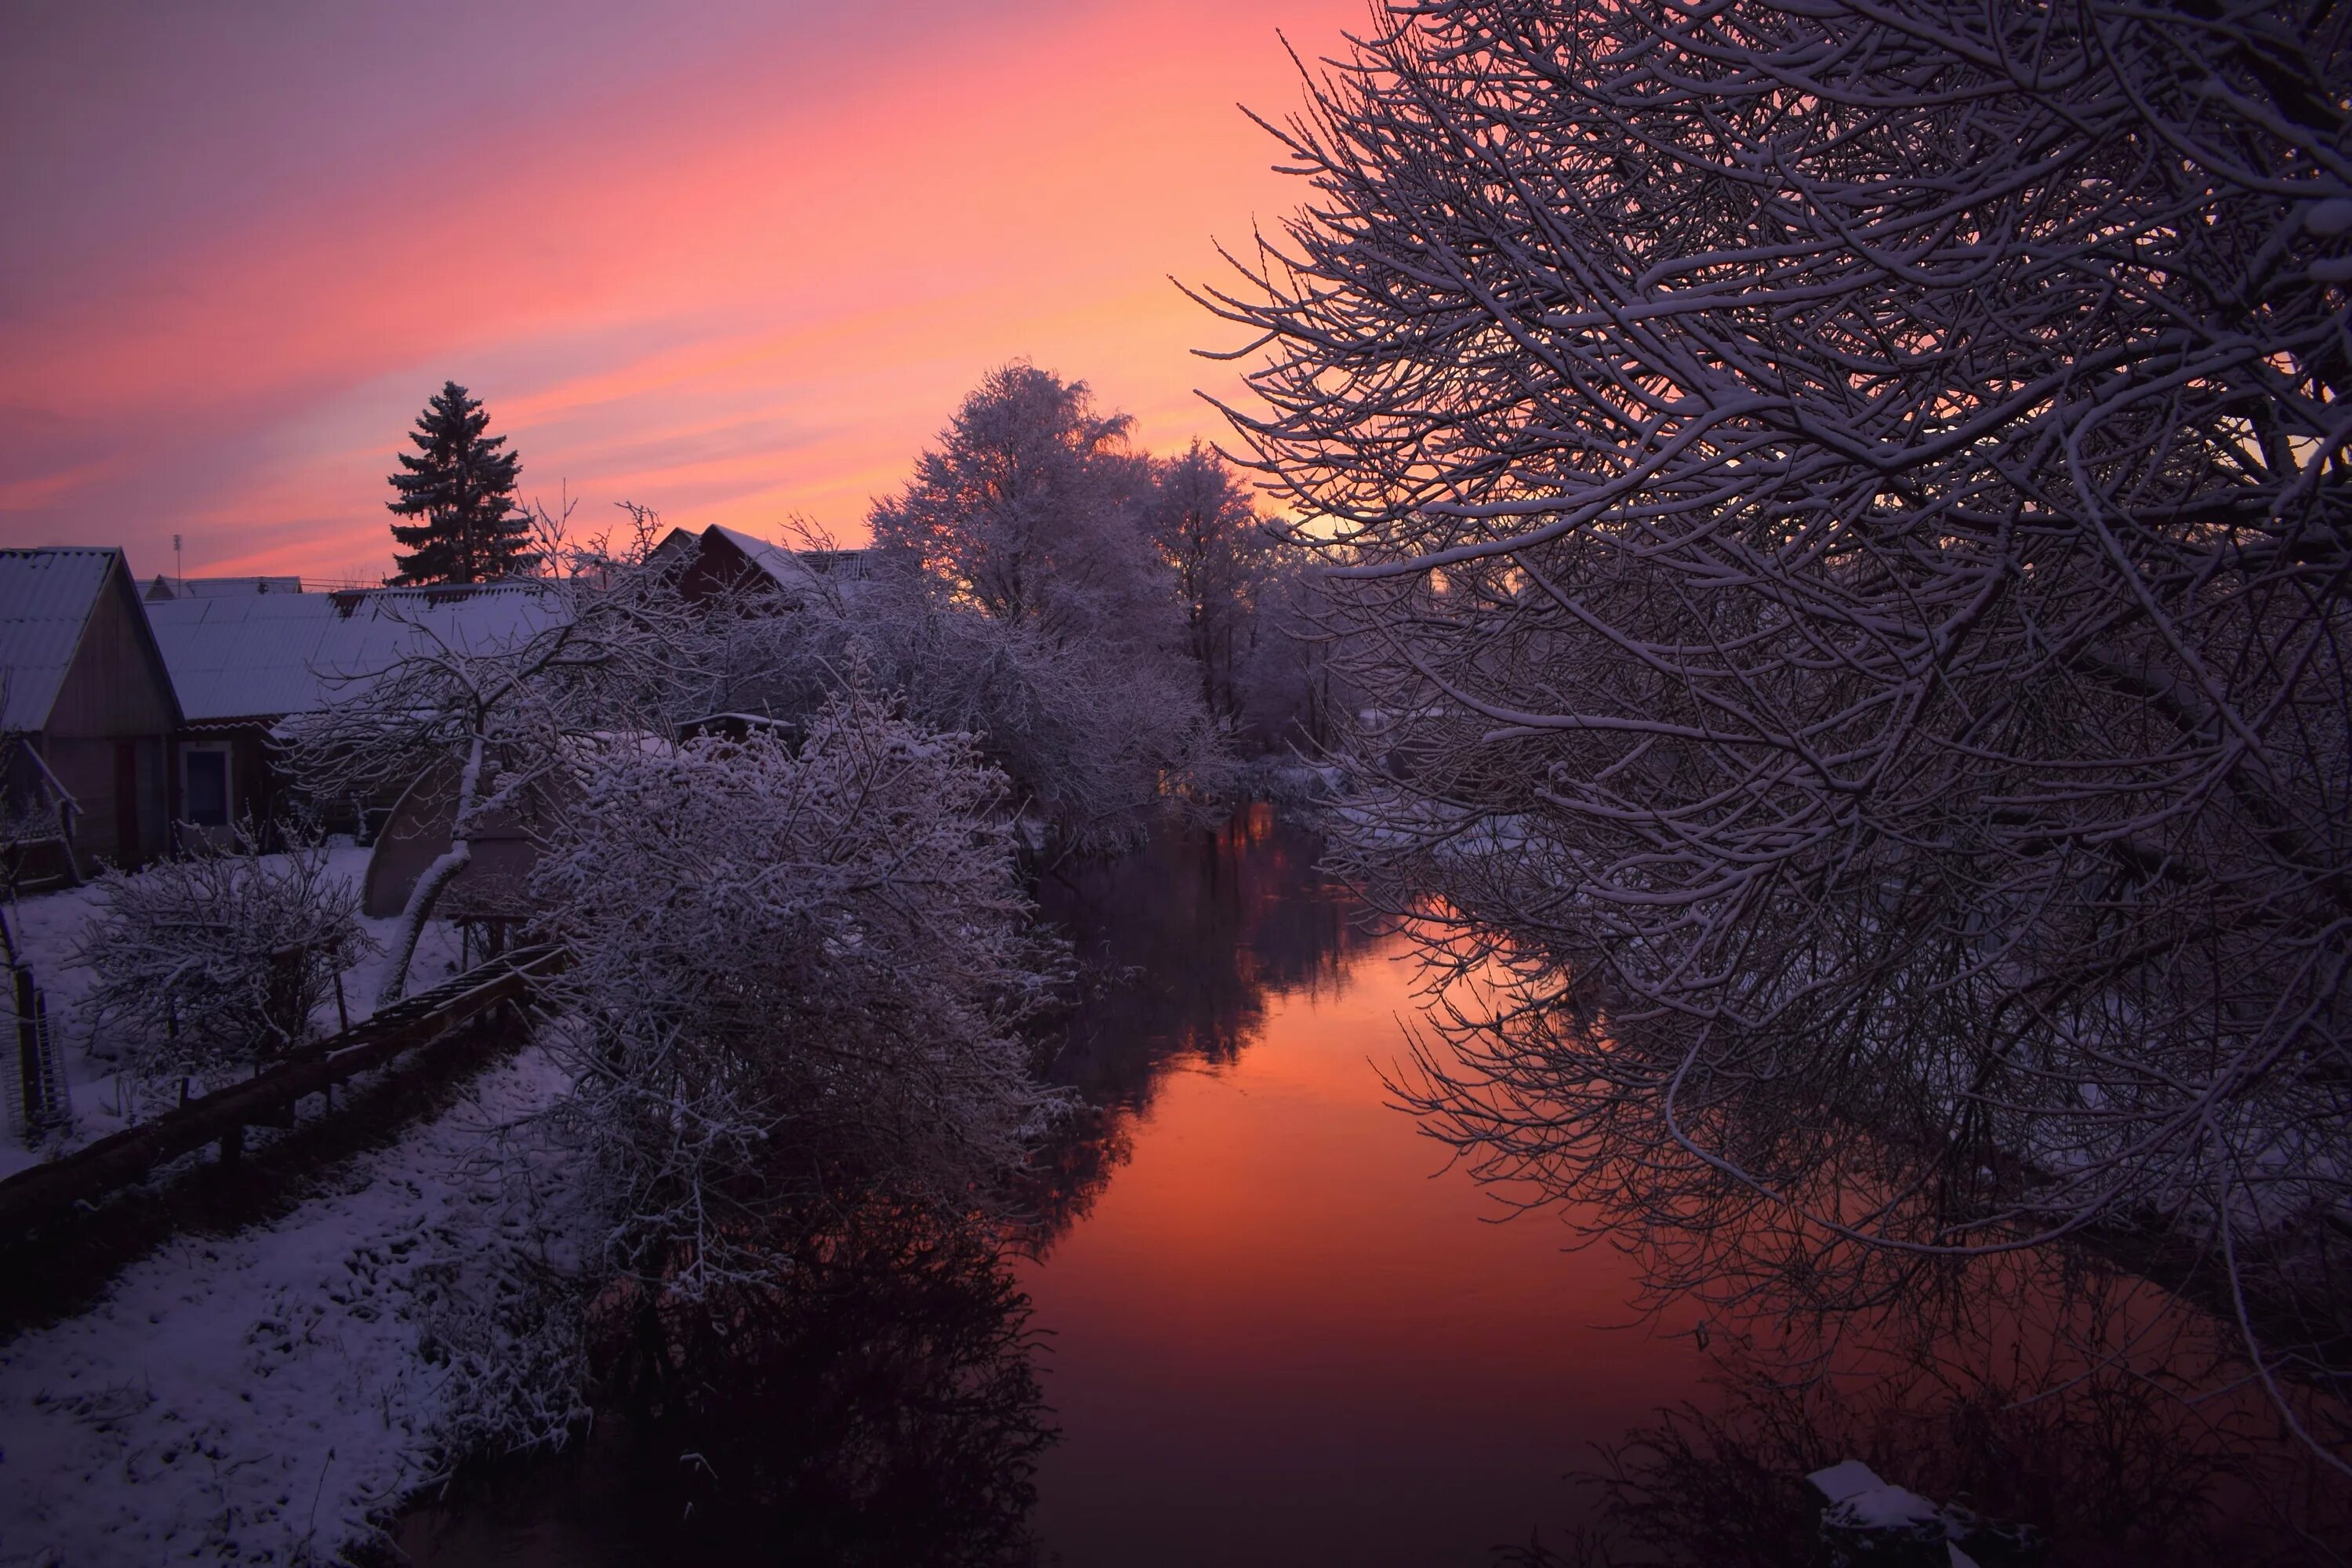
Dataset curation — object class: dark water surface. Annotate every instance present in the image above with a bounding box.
[394,808,2344,1566]
[1011,808,1707,1566]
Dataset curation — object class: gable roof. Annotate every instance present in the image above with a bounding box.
[148,582,566,724]
[648,524,826,596]
[705,524,820,590]
[0,547,171,732]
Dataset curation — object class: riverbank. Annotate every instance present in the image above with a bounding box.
[0,1045,584,1566]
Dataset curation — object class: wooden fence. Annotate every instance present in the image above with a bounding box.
[0,945,562,1239]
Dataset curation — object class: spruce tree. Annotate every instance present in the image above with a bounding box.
[386,381,534,584]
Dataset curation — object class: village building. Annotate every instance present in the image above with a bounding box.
[648,522,871,602]
[0,548,182,877]
[144,580,562,841]
[5,531,858,898]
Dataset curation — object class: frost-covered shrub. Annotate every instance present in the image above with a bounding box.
[75,829,372,1083]
[847,572,1231,855]
[415,1186,594,1457]
[532,694,1069,1294]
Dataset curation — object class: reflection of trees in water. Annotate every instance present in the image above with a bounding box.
[1018,804,1371,1241]
[1037,803,1367,1102]
[402,808,1363,1563]
[1559,1276,2343,1565]
[1389,960,2351,1559]
[576,806,1368,1552]
[1510,1325,2327,1566]
[580,1200,1052,1567]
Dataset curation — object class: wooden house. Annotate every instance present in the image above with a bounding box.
[0,548,182,872]
[147,580,561,844]
[648,524,872,604]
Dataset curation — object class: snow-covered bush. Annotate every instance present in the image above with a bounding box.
[848,570,1231,855]
[532,693,1069,1294]
[282,524,755,1000]
[412,1121,598,1459]
[75,829,371,1084]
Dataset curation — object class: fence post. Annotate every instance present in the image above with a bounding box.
[32,990,60,1125]
[14,967,38,1128]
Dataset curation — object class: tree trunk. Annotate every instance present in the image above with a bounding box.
[379,735,484,1003]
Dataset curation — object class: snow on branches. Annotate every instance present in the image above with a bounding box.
[74,827,371,1087]
[1200,0,2352,1410]
[865,365,1240,851]
[530,694,1069,1296]
[280,537,751,1000]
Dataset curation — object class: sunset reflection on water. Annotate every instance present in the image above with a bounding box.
[1022,806,1708,1566]
[394,808,2344,1566]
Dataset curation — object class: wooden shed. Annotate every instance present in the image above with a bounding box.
[361,753,553,921]
[0,548,181,870]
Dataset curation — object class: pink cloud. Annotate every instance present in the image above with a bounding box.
[2,0,1362,579]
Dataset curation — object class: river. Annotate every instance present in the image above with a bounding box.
[1013,804,1711,1565]
[394,805,2345,1566]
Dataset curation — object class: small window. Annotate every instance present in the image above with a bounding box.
[183,749,230,827]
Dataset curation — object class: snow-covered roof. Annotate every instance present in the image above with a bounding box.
[704,524,819,591]
[144,575,305,602]
[644,524,865,598]
[798,547,873,579]
[148,583,567,723]
[0,548,126,731]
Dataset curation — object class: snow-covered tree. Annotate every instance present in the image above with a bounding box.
[76,826,371,1087]
[1145,442,1277,724]
[529,694,1069,1294]
[282,533,723,1000]
[858,368,1234,849]
[387,381,534,585]
[1200,0,2352,1409]
[1229,551,1346,756]
[870,363,1168,651]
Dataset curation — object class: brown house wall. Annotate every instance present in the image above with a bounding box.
[38,735,166,868]
[361,755,544,920]
[45,583,176,740]
[24,561,180,868]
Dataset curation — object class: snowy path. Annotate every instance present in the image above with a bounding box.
[0,1047,579,1566]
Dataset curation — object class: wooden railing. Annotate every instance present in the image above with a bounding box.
[0,945,562,1239]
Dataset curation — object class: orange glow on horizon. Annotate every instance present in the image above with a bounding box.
[0,0,1369,581]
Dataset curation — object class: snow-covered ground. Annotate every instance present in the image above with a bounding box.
[0,1044,584,1566]
[2,840,465,1182]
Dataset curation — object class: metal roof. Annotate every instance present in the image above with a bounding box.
[148,583,567,723]
[0,548,125,731]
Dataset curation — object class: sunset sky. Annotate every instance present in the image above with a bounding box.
[1,0,1363,582]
